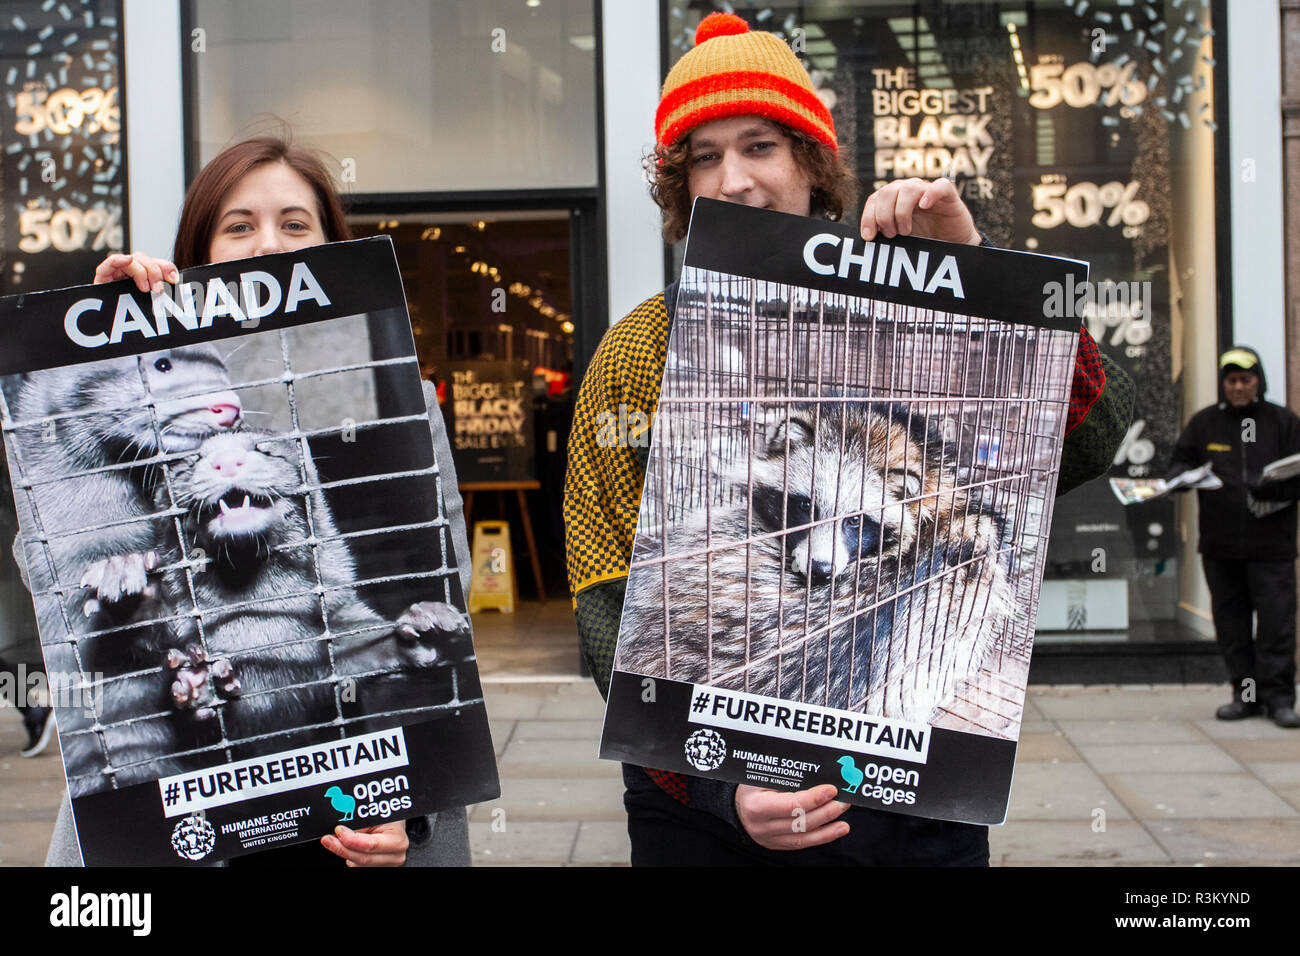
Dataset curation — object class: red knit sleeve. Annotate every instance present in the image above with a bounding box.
[644,768,691,805]
[1065,325,1106,436]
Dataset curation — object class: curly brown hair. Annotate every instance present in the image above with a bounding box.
[646,122,858,244]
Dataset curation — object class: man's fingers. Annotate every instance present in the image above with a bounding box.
[765,818,851,851]
[799,796,852,832]
[891,180,928,236]
[860,193,878,240]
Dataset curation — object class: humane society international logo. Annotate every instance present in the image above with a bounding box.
[684,728,727,771]
[171,813,216,861]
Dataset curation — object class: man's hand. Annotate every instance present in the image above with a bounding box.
[861,178,981,246]
[321,819,408,866]
[735,784,850,851]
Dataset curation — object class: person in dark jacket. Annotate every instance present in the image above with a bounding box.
[1166,346,1300,728]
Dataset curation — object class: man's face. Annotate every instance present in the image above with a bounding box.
[1223,370,1259,407]
[685,116,812,217]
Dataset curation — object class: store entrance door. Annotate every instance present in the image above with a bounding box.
[348,207,587,678]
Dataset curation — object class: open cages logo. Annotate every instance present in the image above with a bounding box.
[171,812,216,861]
[684,728,727,771]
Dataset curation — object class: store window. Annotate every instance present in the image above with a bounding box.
[664,1,1223,650]
[187,0,598,190]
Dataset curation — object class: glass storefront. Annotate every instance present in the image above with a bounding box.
[664,1,1225,661]
[183,0,602,604]
[187,0,598,190]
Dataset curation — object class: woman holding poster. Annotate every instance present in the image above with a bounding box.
[37,133,472,868]
[563,12,1133,866]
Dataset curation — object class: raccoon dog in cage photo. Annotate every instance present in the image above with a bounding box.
[618,400,1015,724]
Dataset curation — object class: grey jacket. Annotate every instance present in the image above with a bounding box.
[42,381,474,866]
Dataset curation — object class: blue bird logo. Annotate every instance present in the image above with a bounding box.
[324,786,356,821]
[837,755,865,794]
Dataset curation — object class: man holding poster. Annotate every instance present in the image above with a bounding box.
[564,12,1133,865]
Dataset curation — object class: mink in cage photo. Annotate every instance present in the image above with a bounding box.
[2,311,478,797]
[615,273,1076,738]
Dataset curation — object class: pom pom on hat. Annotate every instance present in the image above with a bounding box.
[655,14,837,151]
[695,12,749,44]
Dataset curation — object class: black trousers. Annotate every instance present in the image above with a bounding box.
[1201,556,1297,708]
[625,786,988,867]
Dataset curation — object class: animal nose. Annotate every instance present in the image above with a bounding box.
[211,403,240,427]
[806,561,834,585]
[209,448,246,473]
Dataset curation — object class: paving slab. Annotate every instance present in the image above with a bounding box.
[1105,773,1300,820]
[1055,718,1204,745]
[1005,762,1132,820]
[1017,720,1057,735]
[535,693,609,721]
[512,719,605,741]
[1192,718,1300,740]
[496,737,618,778]
[469,819,578,865]
[487,720,515,757]
[0,819,58,867]
[1074,743,1243,774]
[571,820,631,864]
[0,775,64,821]
[1032,686,1226,721]
[1244,762,1300,787]
[1213,738,1300,764]
[1145,818,1300,864]
[480,688,547,720]
[990,819,1170,865]
[1013,731,1081,763]
[469,776,626,822]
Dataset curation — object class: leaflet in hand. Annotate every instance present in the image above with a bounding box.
[1109,462,1222,505]
[1260,452,1300,484]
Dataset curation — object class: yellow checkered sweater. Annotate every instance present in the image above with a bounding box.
[563,291,671,695]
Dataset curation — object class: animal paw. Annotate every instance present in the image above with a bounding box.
[390,601,469,668]
[395,601,468,640]
[166,645,239,717]
[80,551,158,611]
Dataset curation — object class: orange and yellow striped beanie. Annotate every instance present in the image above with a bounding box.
[655,12,837,151]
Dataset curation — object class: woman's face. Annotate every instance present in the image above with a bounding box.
[207,161,326,264]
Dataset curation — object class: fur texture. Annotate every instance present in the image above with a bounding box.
[619,402,1014,722]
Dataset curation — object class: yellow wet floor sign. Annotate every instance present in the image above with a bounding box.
[468,520,516,613]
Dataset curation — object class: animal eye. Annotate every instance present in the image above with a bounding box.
[154,358,172,372]
[845,515,861,527]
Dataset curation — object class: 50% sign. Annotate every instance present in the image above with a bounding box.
[14,86,120,136]
[18,205,123,254]
[1032,177,1150,237]
[1029,61,1147,110]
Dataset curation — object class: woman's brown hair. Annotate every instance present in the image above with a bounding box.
[647,123,858,244]
[171,135,352,269]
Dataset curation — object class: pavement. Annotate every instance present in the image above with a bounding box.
[2,677,1298,866]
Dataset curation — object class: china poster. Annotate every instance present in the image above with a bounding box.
[600,199,1085,824]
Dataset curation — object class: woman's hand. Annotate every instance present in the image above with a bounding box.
[93,252,179,293]
[320,819,409,867]
[734,783,850,851]
[861,178,981,246]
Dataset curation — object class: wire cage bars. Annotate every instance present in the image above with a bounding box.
[617,271,1077,738]
[0,316,476,796]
